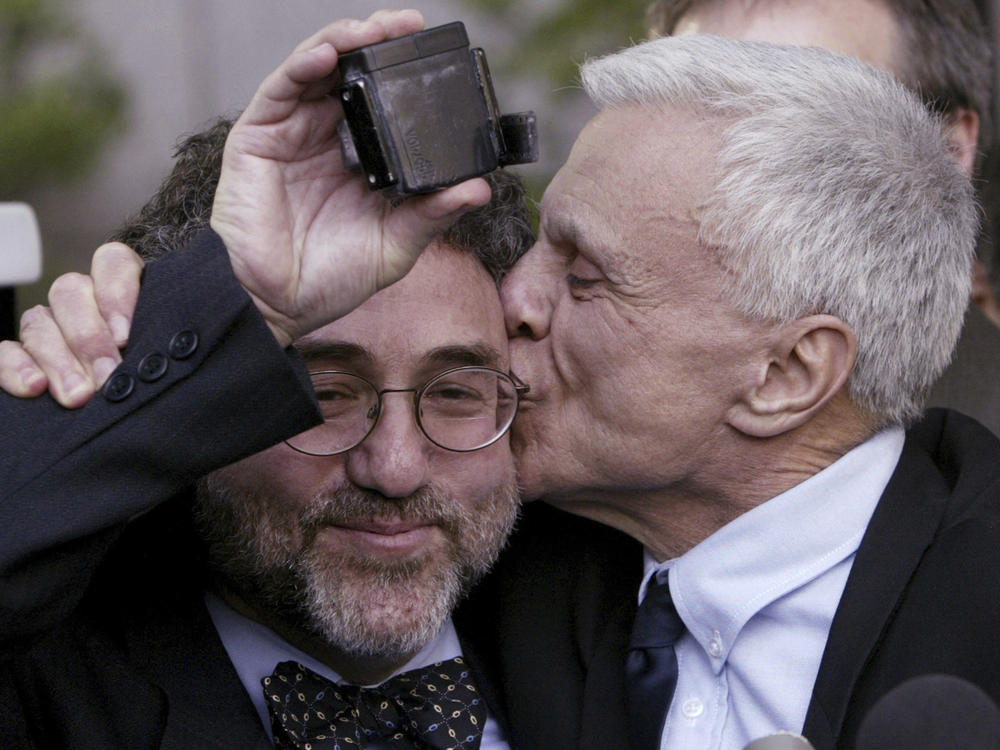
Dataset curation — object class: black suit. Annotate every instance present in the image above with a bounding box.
[4,233,1000,750]
[463,409,1000,750]
[804,408,1000,749]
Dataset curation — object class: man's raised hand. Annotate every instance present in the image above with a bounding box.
[210,10,491,348]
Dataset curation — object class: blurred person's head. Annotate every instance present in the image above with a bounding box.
[645,0,992,177]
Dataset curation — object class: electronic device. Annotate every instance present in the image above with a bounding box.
[337,21,537,195]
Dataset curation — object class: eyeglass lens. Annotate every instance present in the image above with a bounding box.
[285,368,519,455]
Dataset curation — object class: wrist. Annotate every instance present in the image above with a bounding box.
[246,291,296,349]
[266,321,294,350]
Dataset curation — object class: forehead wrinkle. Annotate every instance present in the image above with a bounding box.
[557,106,715,290]
[539,194,582,251]
[542,179,628,275]
[294,338,505,378]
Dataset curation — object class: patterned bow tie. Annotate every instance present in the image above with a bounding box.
[263,657,486,750]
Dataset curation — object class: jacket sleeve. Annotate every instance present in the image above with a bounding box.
[0,229,322,642]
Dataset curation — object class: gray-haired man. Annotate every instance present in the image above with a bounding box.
[645,0,1000,437]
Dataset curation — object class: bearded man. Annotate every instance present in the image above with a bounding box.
[0,12,534,749]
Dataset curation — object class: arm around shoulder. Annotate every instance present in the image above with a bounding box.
[0,229,321,642]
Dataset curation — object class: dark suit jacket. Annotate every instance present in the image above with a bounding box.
[4,232,1000,750]
[461,409,1000,750]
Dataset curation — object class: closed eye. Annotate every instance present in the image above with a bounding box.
[425,383,483,401]
[567,273,600,289]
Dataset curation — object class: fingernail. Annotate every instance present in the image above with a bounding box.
[109,315,130,346]
[19,367,45,392]
[62,372,88,399]
[93,357,118,384]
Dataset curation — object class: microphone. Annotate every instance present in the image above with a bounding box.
[0,202,42,286]
[855,674,1000,749]
[744,732,815,749]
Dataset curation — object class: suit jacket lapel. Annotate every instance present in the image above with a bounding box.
[803,430,949,750]
[455,502,642,750]
[122,586,273,750]
[578,595,635,750]
[111,498,272,750]
[454,606,511,742]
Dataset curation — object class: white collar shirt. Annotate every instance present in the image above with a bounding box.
[641,427,905,750]
[205,592,509,749]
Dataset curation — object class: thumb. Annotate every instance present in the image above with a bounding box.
[381,178,492,283]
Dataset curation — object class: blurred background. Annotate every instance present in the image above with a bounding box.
[2,0,999,337]
[0,0,653,332]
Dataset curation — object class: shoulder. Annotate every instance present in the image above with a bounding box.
[905,408,1000,526]
[880,409,1000,613]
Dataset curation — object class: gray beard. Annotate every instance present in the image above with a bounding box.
[193,471,519,662]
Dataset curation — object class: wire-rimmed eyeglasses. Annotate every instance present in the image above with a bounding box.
[284,366,530,456]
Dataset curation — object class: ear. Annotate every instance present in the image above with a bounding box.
[727,315,857,438]
[944,107,979,177]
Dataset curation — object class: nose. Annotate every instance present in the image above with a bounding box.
[502,246,554,341]
[344,394,430,498]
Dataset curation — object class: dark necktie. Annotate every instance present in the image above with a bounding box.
[263,657,486,750]
[624,573,686,750]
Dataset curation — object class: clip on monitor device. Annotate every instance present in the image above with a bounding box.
[337,21,538,196]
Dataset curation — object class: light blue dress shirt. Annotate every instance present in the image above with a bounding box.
[205,592,509,749]
[640,427,905,750]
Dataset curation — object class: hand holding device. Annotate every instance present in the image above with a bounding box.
[210,10,493,349]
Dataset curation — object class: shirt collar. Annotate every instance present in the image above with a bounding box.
[640,427,905,670]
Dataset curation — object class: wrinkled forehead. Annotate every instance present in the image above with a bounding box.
[570,104,720,186]
[294,243,508,378]
[541,105,721,255]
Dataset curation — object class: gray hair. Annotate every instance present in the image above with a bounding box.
[581,34,977,426]
[110,116,533,283]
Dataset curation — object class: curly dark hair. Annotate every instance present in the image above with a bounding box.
[109,116,534,282]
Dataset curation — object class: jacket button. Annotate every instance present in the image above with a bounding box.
[168,330,199,359]
[138,352,168,382]
[102,372,135,402]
